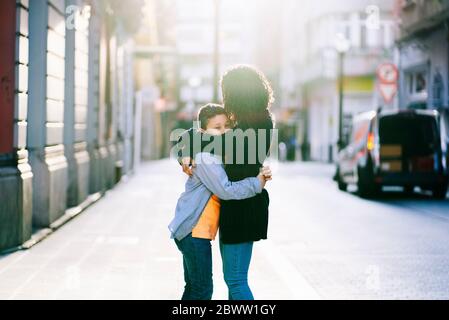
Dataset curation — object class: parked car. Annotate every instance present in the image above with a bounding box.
[440,109,449,175]
[336,109,448,199]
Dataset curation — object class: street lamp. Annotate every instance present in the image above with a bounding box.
[213,0,220,103]
[334,33,350,151]
[188,76,202,111]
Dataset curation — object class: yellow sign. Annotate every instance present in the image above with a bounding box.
[343,76,375,93]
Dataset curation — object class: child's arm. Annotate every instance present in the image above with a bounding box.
[194,152,265,201]
[175,128,197,176]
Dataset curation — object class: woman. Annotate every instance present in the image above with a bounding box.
[181,65,274,300]
[218,65,274,300]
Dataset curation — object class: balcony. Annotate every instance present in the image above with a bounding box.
[399,0,449,40]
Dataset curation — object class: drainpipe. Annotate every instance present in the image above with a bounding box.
[445,21,449,166]
[446,21,449,109]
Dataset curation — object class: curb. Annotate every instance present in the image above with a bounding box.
[1,192,103,255]
[0,171,135,256]
[22,192,103,250]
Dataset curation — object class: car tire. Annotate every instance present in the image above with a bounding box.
[357,163,380,199]
[338,179,348,192]
[358,180,373,198]
[404,186,414,195]
[432,184,448,200]
[336,167,348,191]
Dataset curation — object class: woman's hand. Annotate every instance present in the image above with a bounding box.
[260,166,272,180]
[181,157,195,176]
[257,166,272,189]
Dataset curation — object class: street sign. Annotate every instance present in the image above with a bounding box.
[378,83,398,104]
[377,62,399,104]
[377,63,399,84]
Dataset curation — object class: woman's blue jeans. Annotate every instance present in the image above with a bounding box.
[175,234,213,300]
[219,241,254,300]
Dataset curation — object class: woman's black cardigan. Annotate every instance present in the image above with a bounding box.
[177,114,274,244]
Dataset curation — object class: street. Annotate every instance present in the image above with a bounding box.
[1,160,449,300]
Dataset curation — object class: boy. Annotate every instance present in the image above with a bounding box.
[169,104,271,300]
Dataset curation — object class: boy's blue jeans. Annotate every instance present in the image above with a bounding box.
[219,241,254,300]
[175,234,213,300]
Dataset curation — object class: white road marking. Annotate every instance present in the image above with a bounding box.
[258,240,322,300]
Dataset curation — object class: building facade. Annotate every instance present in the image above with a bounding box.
[396,0,449,150]
[174,0,259,115]
[397,0,449,110]
[297,0,397,162]
[0,0,33,251]
[0,0,139,252]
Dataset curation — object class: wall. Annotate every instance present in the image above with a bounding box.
[0,0,33,251]
[1,0,141,252]
[65,0,90,207]
[28,0,68,228]
[399,27,449,109]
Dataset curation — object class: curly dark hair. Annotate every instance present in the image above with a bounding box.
[220,65,274,127]
[197,104,226,130]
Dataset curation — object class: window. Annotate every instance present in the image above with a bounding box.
[416,73,426,92]
[380,115,438,155]
[406,70,428,95]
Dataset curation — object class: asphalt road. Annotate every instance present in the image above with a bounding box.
[268,162,449,299]
[0,160,448,299]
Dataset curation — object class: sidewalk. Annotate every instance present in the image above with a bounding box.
[0,159,321,300]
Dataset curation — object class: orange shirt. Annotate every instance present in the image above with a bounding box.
[192,195,220,240]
